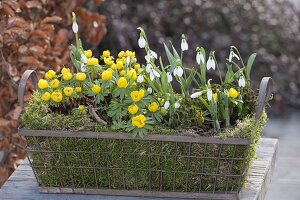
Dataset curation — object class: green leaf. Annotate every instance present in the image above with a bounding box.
[246,53,256,82]
[163,43,176,70]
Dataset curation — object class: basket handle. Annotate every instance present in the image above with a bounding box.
[255,77,273,123]
[18,70,38,109]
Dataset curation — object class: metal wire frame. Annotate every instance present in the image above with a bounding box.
[20,129,251,199]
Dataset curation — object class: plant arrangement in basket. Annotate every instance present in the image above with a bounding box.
[21,13,261,138]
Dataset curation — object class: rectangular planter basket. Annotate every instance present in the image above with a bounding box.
[19,128,252,200]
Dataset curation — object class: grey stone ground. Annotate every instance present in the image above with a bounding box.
[264,111,300,200]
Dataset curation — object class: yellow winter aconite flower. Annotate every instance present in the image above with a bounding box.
[84,50,92,58]
[116,61,124,70]
[117,77,128,88]
[102,50,110,57]
[128,104,139,115]
[87,57,99,66]
[91,84,101,94]
[228,88,239,99]
[127,69,137,80]
[61,67,70,75]
[134,63,140,70]
[76,73,86,81]
[130,89,145,102]
[118,51,125,58]
[41,92,51,101]
[119,70,126,76]
[78,105,85,111]
[63,87,74,97]
[132,114,146,128]
[148,102,159,112]
[104,57,113,66]
[45,70,56,79]
[38,79,48,89]
[75,87,82,93]
[50,79,60,89]
[62,72,72,81]
[110,63,117,70]
[213,93,218,102]
[51,91,63,103]
[101,70,113,81]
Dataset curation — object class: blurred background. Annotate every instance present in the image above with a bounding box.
[0,0,300,198]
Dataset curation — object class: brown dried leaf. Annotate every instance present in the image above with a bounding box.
[41,16,62,24]
[25,1,42,9]
[19,56,43,66]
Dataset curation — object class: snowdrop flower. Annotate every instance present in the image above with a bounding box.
[138,36,146,48]
[181,35,188,51]
[149,69,160,81]
[207,88,213,101]
[174,66,183,77]
[174,101,180,109]
[72,22,78,33]
[190,91,202,99]
[126,56,130,66]
[238,76,246,87]
[229,49,240,62]
[196,51,205,65]
[149,50,157,59]
[81,54,87,63]
[147,87,153,94]
[206,56,215,70]
[145,54,151,62]
[137,74,144,83]
[146,63,152,73]
[167,72,173,83]
[164,101,170,110]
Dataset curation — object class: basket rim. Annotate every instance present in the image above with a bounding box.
[18,127,251,145]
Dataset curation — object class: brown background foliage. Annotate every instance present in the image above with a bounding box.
[0,0,106,187]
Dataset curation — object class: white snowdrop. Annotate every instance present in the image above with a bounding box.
[150,50,157,59]
[238,76,246,87]
[145,54,151,62]
[137,74,144,83]
[228,50,240,62]
[147,87,153,94]
[72,22,78,33]
[181,38,188,51]
[207,88,213,101]
[196,52,205,65]
[167,72,173,83]
[206,56,215,70]
[81,54,87,63]
[164,101,170,110]
[174,66,183,77]
[138,36,146,48]
[190,91,202,99]
[174,101,180,109]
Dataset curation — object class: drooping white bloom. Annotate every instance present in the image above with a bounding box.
[138,36,146,48]
[238,76,246,87]
[174,101,180,109]
[147,87,153,94]
[174,66,183,77]
[150,50,157,59]
[164,101,170,110]
[207,88,213,101]
[145,54,151,62]
[181,38,188,51]
[81,54,87,63]
[196,52,205,65]
[167,72,173,83]
[149,69,160,81]
[137,74,144,83]
[206,56,215,70]
[229,50,240,62]
[72,22,78,33]
[126,56,130,66]
[190,91,202,99]
[146,63,152,73]
[80,63,87,72]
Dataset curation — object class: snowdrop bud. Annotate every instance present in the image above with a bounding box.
[206,56,215,70]
[147,87,153,94]
[207,88,213,101]
[72,22,78,33]
[190,91,202,99]
[174,66,183,77]
[238,76,246,87]
[181,35,188,51]
[167,72,173,83]
[174,101,180,109]
[137,74,144,83]
[164,101,170,110]
[138,36,146,48]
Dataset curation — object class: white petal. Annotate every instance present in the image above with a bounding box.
[72,22,78,33]
[81,54,87,63]
[174,66,183,77]
[138,36,146,48]
[149,72,155,81]
[145,54,151,62]
[153,70,160,78]
[147,87,153,94]
[174,101,180,109]
[238,76,246,87]
[146,64,152,73]
[190,91,202,98]
[81,63,87,72]
[167,72,173,83]
[137,74,144,83]
[229,51,233,62]
[164,101,170,110]
[233,52,240,60]
[126,56,130,66]
[206,57,215,70]
[150,50,157,59]
[207,88,213,101]
[181,39,188,51]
